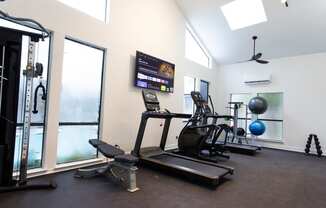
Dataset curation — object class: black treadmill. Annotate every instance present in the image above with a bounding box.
[132,90,234,186]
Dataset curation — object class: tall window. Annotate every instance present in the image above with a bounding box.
[0,18,51,171]
[184,76,196,114]
[57,38,105,164]
[185,27,210,68]
[200,80,209,102]
[58,0,109,22]
[230,92,283,140]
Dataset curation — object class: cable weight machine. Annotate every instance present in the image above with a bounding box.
[0,9,56,193]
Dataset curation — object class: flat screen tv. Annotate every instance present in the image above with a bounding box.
[134,51,175,93]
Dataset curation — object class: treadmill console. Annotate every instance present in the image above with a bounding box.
[142,90,160,112]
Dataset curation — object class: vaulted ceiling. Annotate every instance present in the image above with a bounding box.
[176,0,326,65]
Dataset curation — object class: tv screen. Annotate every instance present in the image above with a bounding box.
[135,51,175,93]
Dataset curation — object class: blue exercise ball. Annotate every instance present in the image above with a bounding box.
[249,120,266,136]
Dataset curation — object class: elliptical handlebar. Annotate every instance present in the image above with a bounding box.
[208,95,215,114]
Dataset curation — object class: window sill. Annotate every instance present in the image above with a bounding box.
[17,158,106,179]
[255,138,284,144]
[55,158,106,171]
[13,168,47,178]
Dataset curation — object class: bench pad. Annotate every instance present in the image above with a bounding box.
[115,154,139,164]
[89,139,125,158]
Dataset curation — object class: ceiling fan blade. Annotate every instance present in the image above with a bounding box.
[248,55,255,61]
[256,59,269,64]
[253,53,262,60]
[235,60,251,64]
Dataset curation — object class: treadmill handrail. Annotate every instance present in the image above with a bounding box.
[188,124,217,129]
[133,111,192,157]
[142,111,192,119]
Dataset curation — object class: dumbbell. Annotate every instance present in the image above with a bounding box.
[305,148,310,154]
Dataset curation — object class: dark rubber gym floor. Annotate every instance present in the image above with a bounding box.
[1,149,326,208]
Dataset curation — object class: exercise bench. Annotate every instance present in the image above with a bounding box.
[75,139,139,192]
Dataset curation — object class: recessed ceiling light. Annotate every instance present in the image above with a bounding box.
[221,0,268,30]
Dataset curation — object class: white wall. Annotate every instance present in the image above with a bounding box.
[217,53,326,153]
[0,0,219,171]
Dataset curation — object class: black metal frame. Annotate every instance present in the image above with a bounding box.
[12,35,52,173]
[17,33,52,171]
[0,22,56,193]
[0,17,53,171]
[0,27,24,186]
[58,37,106,162]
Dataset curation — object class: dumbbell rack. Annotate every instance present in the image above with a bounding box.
[305,134,323,157]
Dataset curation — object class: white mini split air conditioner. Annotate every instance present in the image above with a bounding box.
[244,73,272,85]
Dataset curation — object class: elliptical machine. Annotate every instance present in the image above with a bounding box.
[176,92,231,162]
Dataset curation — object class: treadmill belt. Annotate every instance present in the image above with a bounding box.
[149,154,229,177]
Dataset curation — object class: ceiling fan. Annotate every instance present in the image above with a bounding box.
[241,36,269,64]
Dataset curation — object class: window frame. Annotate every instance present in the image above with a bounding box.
[57,36,106,164]
[184,76,196,114]
[229,92,284,141]
[57,0,109,22]
[185,25,211,68]
[200,80,210,102]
